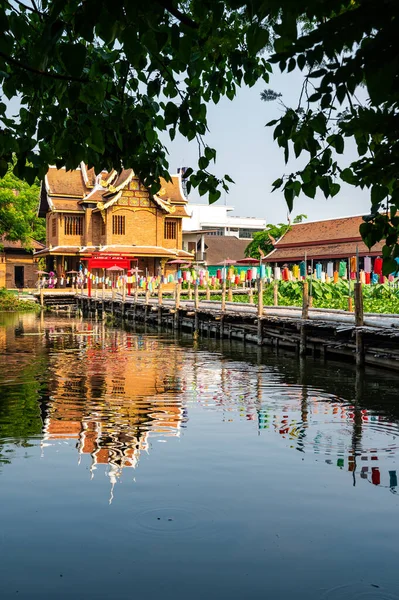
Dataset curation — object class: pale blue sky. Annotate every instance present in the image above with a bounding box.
[164,69,371,224]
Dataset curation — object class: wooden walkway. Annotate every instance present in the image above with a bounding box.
[33,287,399,370]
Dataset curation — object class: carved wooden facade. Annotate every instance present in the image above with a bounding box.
[36,165,192,278]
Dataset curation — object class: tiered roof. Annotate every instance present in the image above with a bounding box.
[38,164,189,218]
[266,215,384,263]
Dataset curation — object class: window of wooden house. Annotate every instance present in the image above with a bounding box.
[112,215,125,235]
[65,215,83,236]
[52,216,57,237]
[164,219,177,240]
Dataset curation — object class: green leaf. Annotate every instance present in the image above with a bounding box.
[209,190,221,204]
[340,168,356,185]
[371,185,388,206]
[308,92,321,103]
[198,156,209,170]
[272,178,283,190]
[247,24,270,55]
[302,182,316,198]
[224,174,235,184]
[284,186,294,211]
[88,125,104,153]
[59,43,87,77]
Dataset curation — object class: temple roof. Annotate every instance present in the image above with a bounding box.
[266,240,384,263]
[266,215,384,263]
[38,165,188,218]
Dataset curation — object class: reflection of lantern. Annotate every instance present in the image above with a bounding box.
[372,467,380,486]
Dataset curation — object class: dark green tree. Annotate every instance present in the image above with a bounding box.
[0,0,270,201]
[245,214,307,259]
[260,0,399,273]
[1,1,399,269]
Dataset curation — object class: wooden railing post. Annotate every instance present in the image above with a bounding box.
[302,281,309,320]
[228,281,233,302]
[188,281,192,300]
[248,286,254,304]
[273,280,278,306]
[257,277,263,317]
[194,281,199,310]
[158,282,163,306]
[221,280,226,312]
[206,285,210,301]
[175,281,181,310]
[354,282,364,327]
[354,282,364,367]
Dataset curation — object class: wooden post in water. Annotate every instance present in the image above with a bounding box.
[40,287,44,307]
[300,281,309,357]
[194,282,199,331]
[145,287,150,320]
[174,281,181,330]
[221,280,226,312]
[354,281,364,367]
[257,277,263,346]
[157,282,163,325]
[273,280,278,306]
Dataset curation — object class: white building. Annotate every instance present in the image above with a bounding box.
[182,203,266,259]
[182,203,265,238]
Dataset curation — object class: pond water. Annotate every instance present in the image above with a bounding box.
[0,312,399,600]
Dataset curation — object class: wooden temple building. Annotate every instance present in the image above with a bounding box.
[266,215,384,268]
[36,164,193,281]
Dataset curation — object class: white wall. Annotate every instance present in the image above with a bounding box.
[183,203,266,234]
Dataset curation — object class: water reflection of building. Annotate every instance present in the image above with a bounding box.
[41,324,187,501]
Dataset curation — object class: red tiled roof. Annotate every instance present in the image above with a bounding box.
[204,236,249,265]
[267,239,384,263]
[0,236,44,251]
[275,215,365,248]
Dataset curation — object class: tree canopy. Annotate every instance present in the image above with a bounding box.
[245,214,307,259]
[0,164,45,245]
[0,1,398,270]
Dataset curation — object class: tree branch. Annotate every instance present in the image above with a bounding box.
[0,51,88,83]
[156,0,199,29]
